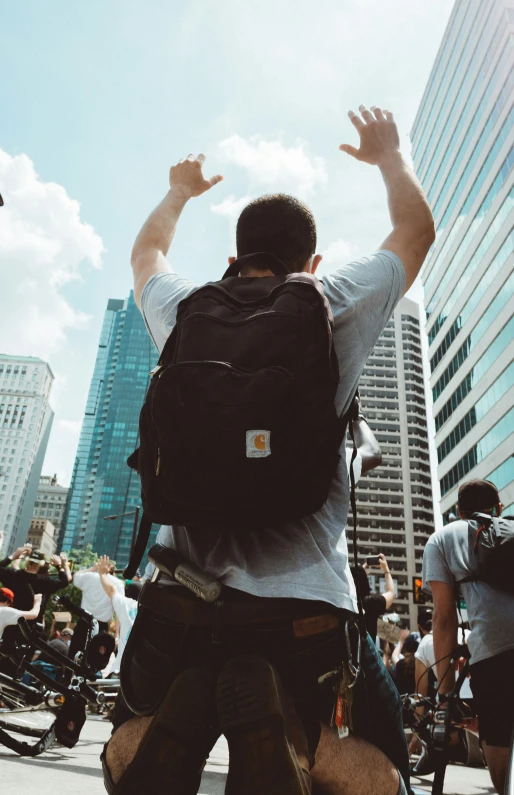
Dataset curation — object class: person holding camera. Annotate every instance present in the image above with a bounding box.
[352,554,396,641]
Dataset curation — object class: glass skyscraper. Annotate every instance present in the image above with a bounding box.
[412,0,514,521]
[60,293,158,568]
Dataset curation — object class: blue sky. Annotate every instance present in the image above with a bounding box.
[0,0,453,485]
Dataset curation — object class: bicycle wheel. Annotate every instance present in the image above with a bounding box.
[0,675,59,756]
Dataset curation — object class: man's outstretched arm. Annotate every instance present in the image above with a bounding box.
[340,105,435,293]
[131,154,223,308]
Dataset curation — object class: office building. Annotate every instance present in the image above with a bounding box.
[33,474,68,541]
[356,297,433,626]
[0,355,54,554]
[412,0,514,520]
[60,293,158,568]
[27,517,56,556]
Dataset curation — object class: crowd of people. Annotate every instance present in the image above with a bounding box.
[0,544,141,682]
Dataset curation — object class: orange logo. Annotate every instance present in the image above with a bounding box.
[246,430,271,458]
[253,434,267,451]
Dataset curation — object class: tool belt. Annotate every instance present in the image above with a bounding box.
[140,581,350,639]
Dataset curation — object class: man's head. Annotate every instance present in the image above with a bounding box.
[232,194,322,276]
[402,634,420,658]
[61,628,74,645]
[0,587,14,606]
[417,608,433,636]
[25,551,46,574]
[457,479,502,520]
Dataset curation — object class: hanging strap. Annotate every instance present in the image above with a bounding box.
[348,416,367,639]
[124,513,153,579]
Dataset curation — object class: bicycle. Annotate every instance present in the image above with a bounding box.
[403,644,514,795]
[0,594,115,756]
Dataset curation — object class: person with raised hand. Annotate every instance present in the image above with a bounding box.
[106,108,434,795]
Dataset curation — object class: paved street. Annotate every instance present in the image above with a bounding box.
[0,716,494,795]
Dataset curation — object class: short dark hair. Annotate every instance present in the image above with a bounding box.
[236,194,317,274]
[417,608,433,631]
[458,479,500,517]
[403,634,420,655]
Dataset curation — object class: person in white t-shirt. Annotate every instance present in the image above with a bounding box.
[73,561,125,630]
[96,556,139,676]
[0,587,42,641]
[106,107,435,795]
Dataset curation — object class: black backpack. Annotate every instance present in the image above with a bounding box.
[124,253,353,577]
[459,512,514,593]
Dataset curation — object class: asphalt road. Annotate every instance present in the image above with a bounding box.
[0,716,495,795]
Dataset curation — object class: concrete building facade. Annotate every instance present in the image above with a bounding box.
[0,355,54,555]
[60,293,157,568]
[27,517,56,556]
[33,474,68,542]
[355,297,433,626]
[412,0,514,520]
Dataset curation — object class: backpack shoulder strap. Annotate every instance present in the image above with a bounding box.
[124,513,153,579]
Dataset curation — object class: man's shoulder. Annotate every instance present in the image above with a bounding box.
[427,521,468,550]
[0,606,22,621]
[417,633,433,651]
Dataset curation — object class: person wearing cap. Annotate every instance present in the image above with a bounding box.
[0,587,42,642]
[0,548,72,614]
[422,478,514,794]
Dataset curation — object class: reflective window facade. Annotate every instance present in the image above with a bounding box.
[61,294,158,568]
[429,231,514,365]
[437,361,514,462]
[440,406,514,496]
[415,0,514,520]
[434,316,514,431]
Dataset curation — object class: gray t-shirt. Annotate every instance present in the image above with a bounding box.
[423,521,514,665]
[140,250,405,613]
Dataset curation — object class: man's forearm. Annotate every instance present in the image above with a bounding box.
[98,572,116,601]
[433,612,458,696]
[132,188,189,262]
[378,152,434,237]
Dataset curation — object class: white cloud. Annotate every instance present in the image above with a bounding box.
[217,135,327,197]
[210,193,253,221]
[57,418,82,436]
[0,148,104,361]
[316,239,360,278]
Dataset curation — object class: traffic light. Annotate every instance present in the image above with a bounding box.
[412,576,426,604]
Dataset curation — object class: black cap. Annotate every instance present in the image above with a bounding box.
[458,479,500,514]
[27,550,47,564]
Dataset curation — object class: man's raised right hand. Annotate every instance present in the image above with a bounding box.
[340,105,400,166]
[169,154,223,199]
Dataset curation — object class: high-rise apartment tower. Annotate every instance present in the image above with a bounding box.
[412,0,514,520]
[60,293,158,567]
[356,297,433,627]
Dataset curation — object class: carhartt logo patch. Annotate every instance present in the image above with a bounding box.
[246,430,271,458]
